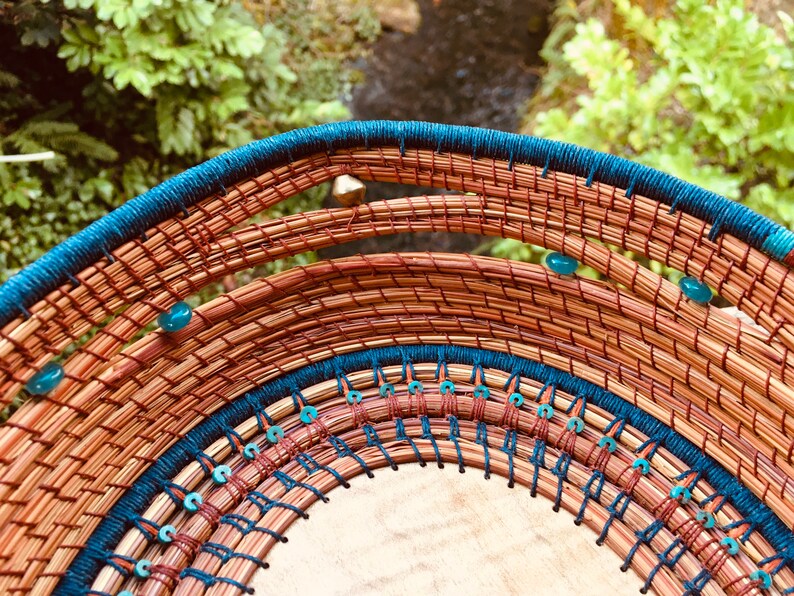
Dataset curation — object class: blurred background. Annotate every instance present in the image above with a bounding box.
[0,0,792,289]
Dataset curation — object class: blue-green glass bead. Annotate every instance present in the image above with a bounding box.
[346,390,362,404]
[300,405,318,424]
[379,383,396,397]
[118,591,135,596]
[25,361,65,395]
[157,524,176,543]
[598,436,617,453]
[243,443,260,460]
[750,569,772,589]
[678,276,712,304]
[721,536,740,555]
[473,384,490,399]
[212,465,232,484]
[632,458,651,475]
[439,380,456,394]
[183,492,203,512]
[545,252,579,275]
[266,425,285,444]
[537,404,554,419]
[157,301,193,332]
[508,392,524,407]
[134,559,152,578]
[696,510,715,529]
[408,381,424,395]
[566,416,585,433]
[669,485,691,503]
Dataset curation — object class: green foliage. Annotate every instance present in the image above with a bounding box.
[531,0,794,228]
[0,0,379,281]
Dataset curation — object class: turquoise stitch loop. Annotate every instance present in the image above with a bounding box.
[156,300,192,332]
[598,436,617,453]
[439,380,455,394]
[346,390,363,404]
[508,392,524,407]
[379,383,396,397]
[750,569,772,590]
[632,458,651,475]
[25,361,65,395]
[157,524,176,543]
[212,465,232,485]
[545,252,579,275]
[696,510,716,529]
[473,384,490,399]
[408,380,424,395]
[266,425,284,444]
[242,443,260,460]
[721,536,740,555]
[566,416,584,433]
[537,403,554,419]
[299,405,318,424]
[134,559,151,578]
[669,485,691,504]
[183,492,203,512]
[678,276,713,304]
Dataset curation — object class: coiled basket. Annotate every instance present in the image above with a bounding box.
[0,121,792,595]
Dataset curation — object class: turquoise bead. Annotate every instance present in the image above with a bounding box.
[379,383,395,397]
[25,361,65,395]
[632,458,651,474]
[598,436,617,453]
[408,380,424,395]
[696,510,715,529]
[346,390,362,404]
[669,485,691,503]
[118,591,135,596]
[299,405,318,424]
[439,380,455,394]
[566,416,585,433]
[134,559,151,578]
[545,252,579,275]
[266,425,284,444]
[183,492,203,512]
[473,384,490,399]
[721,536,740,555]
[508,392,524,407]
[211,465,232,484]
[537,404,554,419]
[242,443,260,460]
[678,276,712,304]
[157,301,192,332]
[750,569,772,589]
[157,524,176,543]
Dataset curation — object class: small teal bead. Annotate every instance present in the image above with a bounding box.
[134,559,151,578]
[669,485,691,503]
[473,384,490,399]
[721,536,740,555]
[545,252,579,275]
[408,380,424,395]
[678,276,713,304]
[118,591,135,596]
[566,416,585,433]
[537,404,554,419]
[696,510,715,529]
[632,458,651,475]
[439,380,456,394]
[266,425,285,444]
[183,492,203,512]
[346,390,362,404]
[508,392,524,407]
[25,361,65,395]
[242,443,260,460]
[157,301,193,332]
[379,383,395,397]
[299,405,318,424]
[598,436,617,453]
[750,569,772,590]
[157,524,176,543]
[212,465,232,484]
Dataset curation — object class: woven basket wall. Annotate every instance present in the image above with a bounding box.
[0,121,792,595]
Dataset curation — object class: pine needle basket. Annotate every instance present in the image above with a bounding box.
[0,121,792,595]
